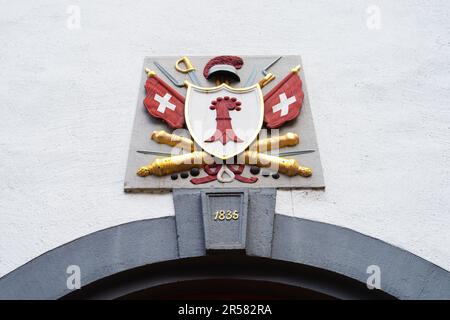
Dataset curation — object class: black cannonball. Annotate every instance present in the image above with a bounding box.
[250,166,260,175]
[180,172,189,179]
[190,168,200,177]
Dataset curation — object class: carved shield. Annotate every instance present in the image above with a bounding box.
[185,83,264,160]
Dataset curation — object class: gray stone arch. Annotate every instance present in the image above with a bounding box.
[0,189,449,300]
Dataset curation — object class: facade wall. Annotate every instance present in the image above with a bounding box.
[1,0,450,277]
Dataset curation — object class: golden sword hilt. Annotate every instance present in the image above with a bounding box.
[259,73,276,88]
[175,56,195,73]
[258,64,301,88]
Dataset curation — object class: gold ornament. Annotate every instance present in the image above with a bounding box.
[243,151,312,177]
[252,132,299,152]
[137,151,213,177]
[151,130,194,151]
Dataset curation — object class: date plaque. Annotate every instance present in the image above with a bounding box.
[201,190,248,251]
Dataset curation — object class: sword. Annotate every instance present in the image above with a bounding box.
[175,56,202,86]
[137,150,173,156]
[244,66,257,87]
[153,61,185,87]
[262,56,282,76]
[137,149,315,157]
[278,149,315,157]
[244,57,282,87]
[257,56,282,88]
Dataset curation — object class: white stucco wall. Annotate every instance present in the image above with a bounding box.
[1,0,449,277]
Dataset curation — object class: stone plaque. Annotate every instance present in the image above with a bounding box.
[201,190,248,251]
[124,55,325,192]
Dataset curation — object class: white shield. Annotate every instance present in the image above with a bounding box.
[185,83,264,160]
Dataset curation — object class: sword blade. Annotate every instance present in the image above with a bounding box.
[153,61,184,87]
[278,149,316,157]
[244,66,257,87]
[188,71,201,86]
[262,56,282,75]
[136,150,173,156]
[138,149,315,158]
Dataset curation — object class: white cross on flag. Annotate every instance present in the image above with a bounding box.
[155,93,176,113]
[263,71,304,129]
[144,74,185,128]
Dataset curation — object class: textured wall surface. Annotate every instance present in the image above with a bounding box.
[0,0,449,277]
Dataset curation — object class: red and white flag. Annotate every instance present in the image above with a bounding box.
[143,75,185,129]
[263,71,304,129]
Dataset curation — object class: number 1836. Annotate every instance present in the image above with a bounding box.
[214,210,239,221]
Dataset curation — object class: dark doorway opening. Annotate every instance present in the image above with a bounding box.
[120,279,334,300]
[63,255,394,300]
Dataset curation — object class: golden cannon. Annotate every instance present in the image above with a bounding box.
[137,131,312,178]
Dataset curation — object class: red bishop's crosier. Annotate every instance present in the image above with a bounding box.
[204,96,243,145]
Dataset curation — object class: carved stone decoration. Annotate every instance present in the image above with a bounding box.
[124,55,325,192]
